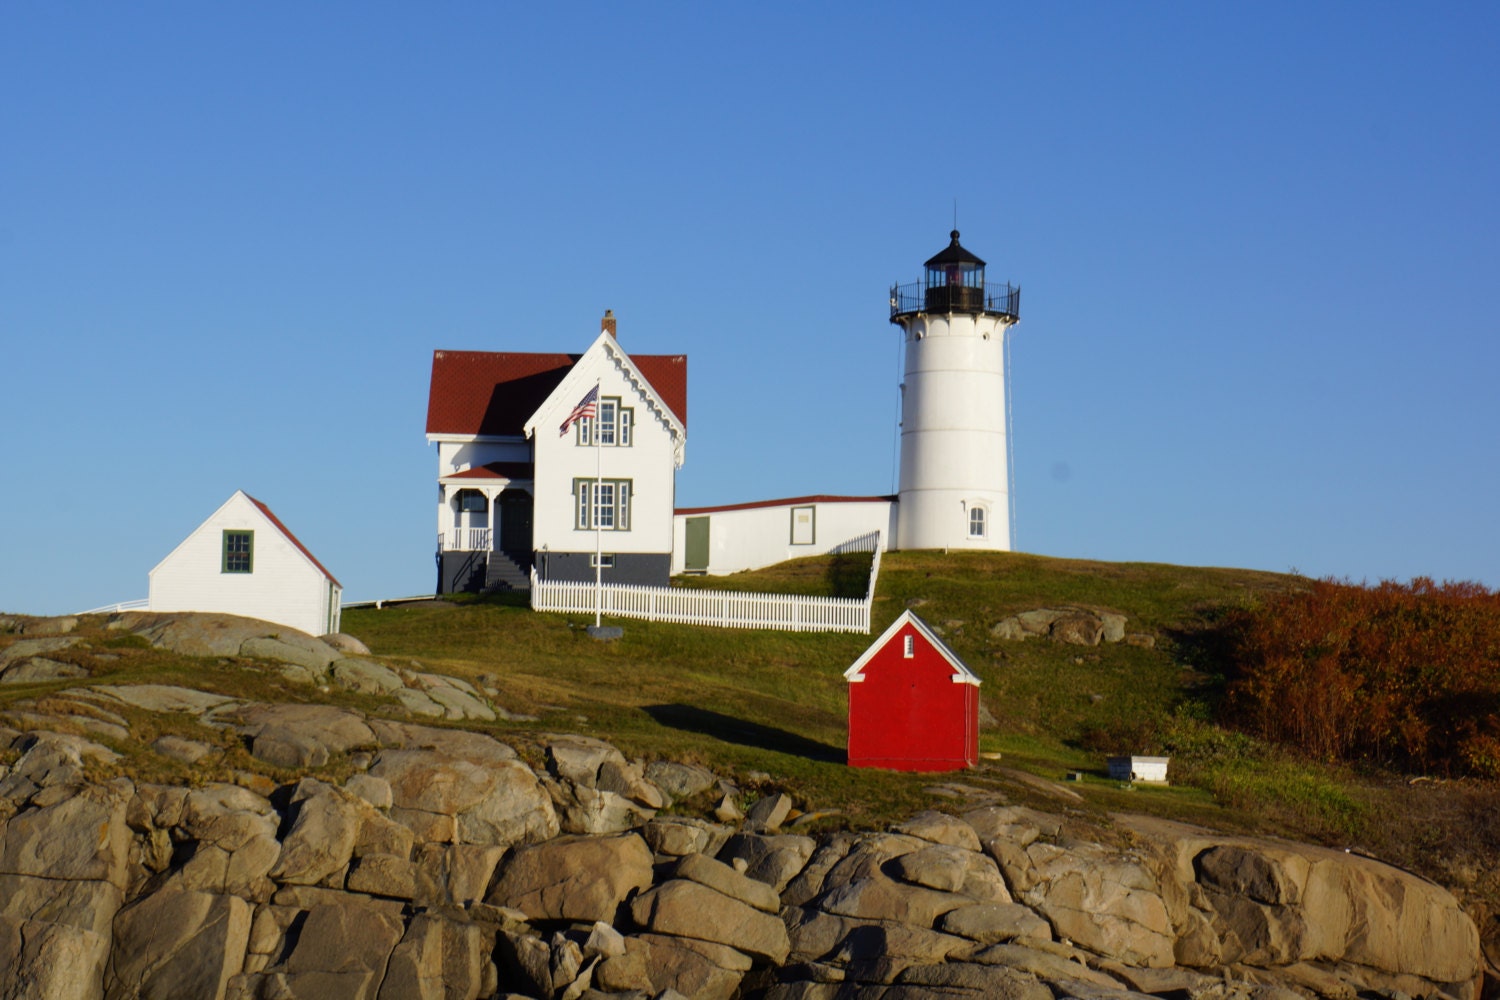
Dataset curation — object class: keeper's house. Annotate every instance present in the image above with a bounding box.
[844,610,981,771]
[425,313,687,592]
[148,490,343,636]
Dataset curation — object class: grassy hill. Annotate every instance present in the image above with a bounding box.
[343,551,1324,832]
[343,550,1500,933]
[7,549,1499,940]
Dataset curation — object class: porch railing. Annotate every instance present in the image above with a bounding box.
[438,528,492,552]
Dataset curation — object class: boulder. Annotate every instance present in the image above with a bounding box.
[544,734,627,786]
[644,761,718,799]
[746,792,794,832]
[1051,612,1104,646]
[0,915,112,1000]
[1,657,88,684]
[370,749,558,848]
[0,779,132,886]
[104,890,251,1000]
[488,833,654,923]
[940,902,1053,945]
[1016,839,1175,968]
[330,658,404,695]
[674,852,782,913]
[270,896,406,999]
[322,633,371,656]
[631,878,791,964]
[637,932,748,1000]
[18,616,79,636]
[268,780,362,887]
[546,777,656,835]
[85,683,238,717]
[365,720,517,765]
[892,811,982,852]
[718,832,816,892]
[378,913,494,1000]
[240,636,337,681]
[174,784,282,898]
[412,844,506,908]
[890,843,1011,903]
[815,872,971,929]
[597,758,666,809]
[643,817,731,858]
[0,637,83,668]
[346,854,418,899]
[894,960,1056,999]
[1119,814,1483,986]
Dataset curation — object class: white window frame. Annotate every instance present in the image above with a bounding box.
[573,478,632,531]
[903,634,914,658]
[968,505,987,538]
[576,397,634,448]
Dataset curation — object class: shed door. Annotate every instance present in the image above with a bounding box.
[684,516,710,572]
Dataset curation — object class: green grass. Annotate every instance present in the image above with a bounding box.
[6,550,1489,876]
[328,550,1326,832]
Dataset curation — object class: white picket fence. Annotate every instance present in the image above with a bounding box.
[75,599,149,615]
[531,532,883,634]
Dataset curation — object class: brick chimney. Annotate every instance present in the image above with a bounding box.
[601,309,617,338]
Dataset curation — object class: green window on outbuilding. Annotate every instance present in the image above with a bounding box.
[223,530,254,573]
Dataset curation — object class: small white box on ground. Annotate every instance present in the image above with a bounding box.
[1107,755,1170,784]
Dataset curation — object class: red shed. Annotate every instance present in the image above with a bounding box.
[844,610,981,771]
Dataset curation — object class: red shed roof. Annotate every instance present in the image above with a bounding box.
[246,493,341,588]
[426,349,687,437]
[845,610,979,686]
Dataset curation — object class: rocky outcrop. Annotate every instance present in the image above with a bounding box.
[0,616,1484,999]
[0,709,1484,1000]
[990,606,1157,647]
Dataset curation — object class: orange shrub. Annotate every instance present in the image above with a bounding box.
[1222,577,1500,776]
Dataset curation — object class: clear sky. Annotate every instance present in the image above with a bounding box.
[3,3,1497,615]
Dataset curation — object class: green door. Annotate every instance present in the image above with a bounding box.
[685,516,710,572]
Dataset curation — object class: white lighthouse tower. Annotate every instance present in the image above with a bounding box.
[890,230,1021,551]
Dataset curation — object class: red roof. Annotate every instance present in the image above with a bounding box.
[444,461,536,481]
[426,349,688,437]
[675,494,895,516]
[246,494,341,588]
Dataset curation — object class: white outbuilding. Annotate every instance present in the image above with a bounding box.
[148,490,342,636]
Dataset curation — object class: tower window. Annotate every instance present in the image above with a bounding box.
[969,506,987,538]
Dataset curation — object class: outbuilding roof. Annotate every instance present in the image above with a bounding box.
[674,494,895,516]
[845,610,980,686]
[245,493,341,588]
[426,349,688,437]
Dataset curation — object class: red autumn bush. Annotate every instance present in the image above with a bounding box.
[1222,577,1500,776]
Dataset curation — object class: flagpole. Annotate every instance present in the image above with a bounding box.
[594,379,603,628]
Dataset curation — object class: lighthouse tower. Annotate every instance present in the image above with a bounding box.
[890,231,1021,551]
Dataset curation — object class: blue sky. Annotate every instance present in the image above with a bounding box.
[2,3,1496,614]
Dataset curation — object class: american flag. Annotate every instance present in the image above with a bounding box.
[559,383,599,436]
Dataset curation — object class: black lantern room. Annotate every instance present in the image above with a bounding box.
[890,230,1020,323]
